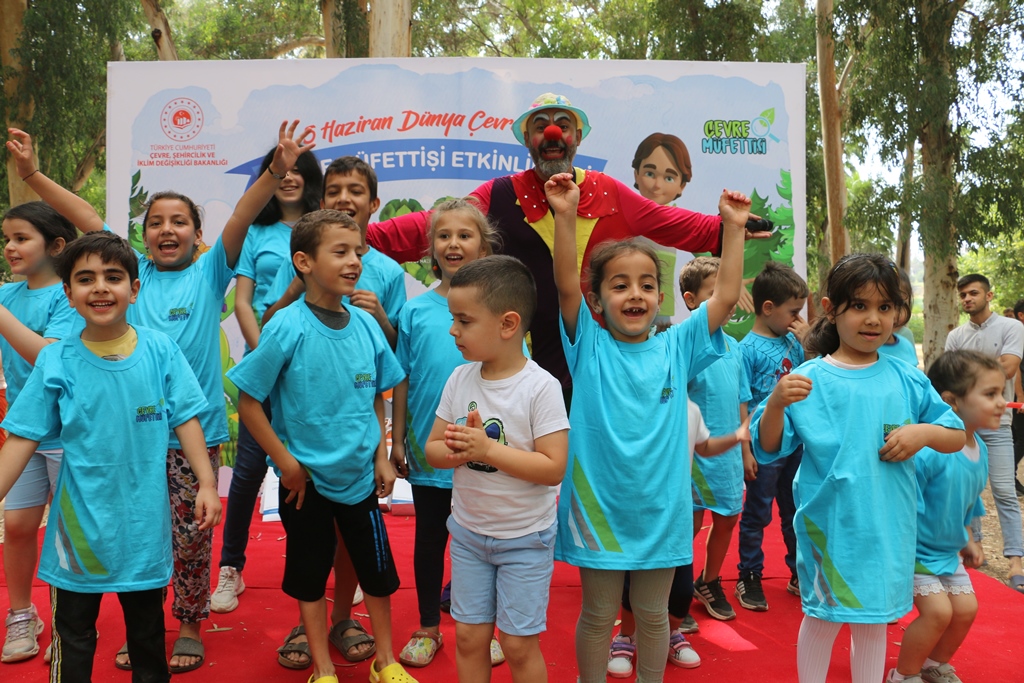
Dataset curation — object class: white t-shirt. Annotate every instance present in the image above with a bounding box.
[687,399,710,465]
[945,311,1024,427]
[436,359,569,539]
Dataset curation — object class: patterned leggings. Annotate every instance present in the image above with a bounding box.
[167,446,220,624]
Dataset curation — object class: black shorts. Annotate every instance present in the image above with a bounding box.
[278,479,400,602]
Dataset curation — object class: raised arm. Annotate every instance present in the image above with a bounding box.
[705,190,750,333]
[544,172,583,340]
[7,129,105,232]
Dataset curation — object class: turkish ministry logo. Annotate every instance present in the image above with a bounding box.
[160,98,204,142]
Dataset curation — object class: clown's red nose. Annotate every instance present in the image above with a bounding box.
[543,125,562,141]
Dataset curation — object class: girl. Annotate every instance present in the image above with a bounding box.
[390,199,498,668]
[0,200,78,663]
[751,253,966,683]
[544,171,750,683]
[213,145,322,619]
[879,266,919,367]
[7,121,314,673]
[888,350,998,683]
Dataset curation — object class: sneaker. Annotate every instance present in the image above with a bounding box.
[886,668,924,683]
[439,581,452,614]
[606,633,635,678]
[2,605,44,663]
[211,566,245,613]
[735,572,769,611]
[667,629,700,669]
[678,613,699,634]
[352,584,364,606]
[921,662,963,683]
[787,574,800,595]
[694,575,736,620]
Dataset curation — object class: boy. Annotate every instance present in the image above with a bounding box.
[425,256,569,683]
[735,260,809,611]
[228,210,411,683]
[681,256,753,624]
[0,231,221,683]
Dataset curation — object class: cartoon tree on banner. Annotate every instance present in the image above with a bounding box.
[220,285,239,467]
[380,196,454,289]
[128,170,149,253]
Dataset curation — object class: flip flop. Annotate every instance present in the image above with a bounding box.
[277,625,312,670]
[329,618,376,662]
[114,642,132,671]
[168,636,204,674]
[1009,574,1024,594]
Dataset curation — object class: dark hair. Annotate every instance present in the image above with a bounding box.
[1013,298,1024,318]
[253,148,323,225]
[57,231,138,285]
[450,255,537,330]
[290,209,361,280]
[143,191,203,233]
[751,261,810,314]
[323,156,378,202]
[679,256,720,299]
[586,238,664,299]
[631,132,692,189]
[895,266,914,327]
[3,201,78,251]
[956,273,990,291]
[927,349,1003,398]
[804,253,910,357]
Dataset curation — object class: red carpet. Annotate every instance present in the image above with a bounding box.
[2,503,1021,681]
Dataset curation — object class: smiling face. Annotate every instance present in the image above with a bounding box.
[322,170,380,232]
[2,217,58,281]
[274,166,306,210]
[295,224,364,303]
[432,211,488,284]
[143,198,201,271]
[634,145,686,206]
[825,283,895,364]
[526,109,578,179]
[588,250,664,343]
[953,367,1008,433]
[64,252,140,340]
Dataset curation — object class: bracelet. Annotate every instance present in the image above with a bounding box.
[268,168,285,180]
[21,170,38,181]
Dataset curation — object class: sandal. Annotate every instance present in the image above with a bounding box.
[399,630,443,667]
[2,605,44,663]
[328,618,376,662]
[606,633,635,678]
[277,625,312,670]
[490,636,505,666]
[168,636,205,674]
[369,658,420,682]
[1009,574,1024,594]
[114,641,132,671]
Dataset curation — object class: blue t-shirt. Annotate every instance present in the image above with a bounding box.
[129,237,234,448]
[915,441,988,576]
[2,327,207,592]
[750,355,964,623]
[0,281,82,451]
[236,221,291,319]
[878,334,919,367]
[690,333,752,516]
[740,330,806,409]
[395,290,465,489]
[555,300,725,570]
[227,300,405,505]
[262,246,407,326]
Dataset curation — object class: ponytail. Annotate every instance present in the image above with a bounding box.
[804,314,840,358]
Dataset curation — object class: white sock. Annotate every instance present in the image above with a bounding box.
[923,657,942,669]
[849,622,887,683]
[797,615,841,683]
[889,670,906,682]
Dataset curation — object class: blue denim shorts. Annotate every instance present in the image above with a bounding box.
[447,517,556,636]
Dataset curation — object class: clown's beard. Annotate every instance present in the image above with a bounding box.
[530,141,577,179]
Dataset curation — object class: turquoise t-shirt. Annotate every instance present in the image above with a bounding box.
[395,290,465,489]
[2,327,207,592]
[915,441,988,576]
[227,301,405,505]
[750,355,964,623]
[128,237,234,448]
[236,221,291,318]
[555,299,725,570]
[689,333,752,516]
[740,330,806,409]
[878,334,919,367]
[0,281,82,451]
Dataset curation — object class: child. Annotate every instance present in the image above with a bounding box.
[389,199,497,668]
[8,120,313,672]
[736,260,810,611]
[0,231,221,682]
[424,255,569,683]
[888,350,998,683]
[545,171,749,683]
[607,399,750,677]
[213,145,322,616]
[751,253,965,683]
[228,210,411,683]
[879,266,919,367]
[0,200,79,662]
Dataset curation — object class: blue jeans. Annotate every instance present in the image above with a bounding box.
[219,400,272,571]
[972,426,1024,557]
[737,447,801,577]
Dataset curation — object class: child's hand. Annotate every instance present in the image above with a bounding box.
[878,423,930,462]
[194,485,223,531]
[444,410,493,463]
[718,189,751,230]
[768,374,812,409]
[279,460,308,509]
[375,455,397,497]
[390,440,408,479]
[789,314,809,341]
[349,289,386,324]
[544,172,580,215]
[270,120,317,177]
[960,539,985,569]
[743,447,759,480]
[735,415,752,443]
[6,128,37,179]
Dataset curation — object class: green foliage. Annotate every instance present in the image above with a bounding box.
[127,170,150,253]
[958,239,1024,312]
[379,198,426,221]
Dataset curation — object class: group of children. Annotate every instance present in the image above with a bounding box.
[0,120,998,683]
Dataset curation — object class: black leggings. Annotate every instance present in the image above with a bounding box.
[621,564,694,620]
[411,484,453,627]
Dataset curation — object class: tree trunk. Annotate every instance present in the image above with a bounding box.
[321,0,343,58]
[816,0,849,265]
[368,0,412,57]
[140,0,179,60]
[896,139,915,271]
[1,0,38,206]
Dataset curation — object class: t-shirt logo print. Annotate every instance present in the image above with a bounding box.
[460,402,504,473]
[775,357,793,382]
